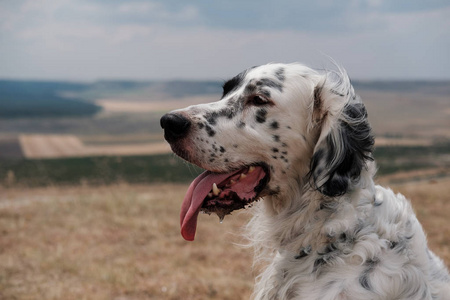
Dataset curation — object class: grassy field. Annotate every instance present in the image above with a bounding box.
[0,154,203,187]
[0,179,449,300]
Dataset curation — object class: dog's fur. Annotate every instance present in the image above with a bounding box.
[163,63,450,299]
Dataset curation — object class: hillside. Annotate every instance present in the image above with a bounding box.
[0,80,101,118]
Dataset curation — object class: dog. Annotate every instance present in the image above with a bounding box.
[160,63,450,299]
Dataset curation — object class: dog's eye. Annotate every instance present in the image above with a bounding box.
[251,95,269,106]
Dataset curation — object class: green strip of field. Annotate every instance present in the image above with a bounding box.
[0,154,203,187]
[374,143,450,175]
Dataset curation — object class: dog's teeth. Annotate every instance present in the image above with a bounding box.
[208,192,213,198]
[240,173,247,180]
[212,183,221,196]
[230,179,236,185]
[248,166,255,173]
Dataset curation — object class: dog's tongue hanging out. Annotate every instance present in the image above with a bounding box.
[180,166,267,241]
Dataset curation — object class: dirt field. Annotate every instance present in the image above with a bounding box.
[20,134,87,158]
[360,90,450,138]
[96,95,216,113]
[0,179,449,300]
[19,134,171,159]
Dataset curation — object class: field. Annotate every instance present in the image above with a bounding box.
[0,154,203,187]
[0,179,449,300]
[0,80,449,159]
[19,134,170,159]
[0,79,449,299]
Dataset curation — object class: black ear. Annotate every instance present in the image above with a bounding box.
[310,89,374,197]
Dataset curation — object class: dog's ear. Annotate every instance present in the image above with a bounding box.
[309,76,374,197]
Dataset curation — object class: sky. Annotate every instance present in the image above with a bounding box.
[0,0,449,81]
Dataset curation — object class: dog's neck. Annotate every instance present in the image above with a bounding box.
[247,161,377,257]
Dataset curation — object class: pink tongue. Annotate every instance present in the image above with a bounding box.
[180,170,238,241]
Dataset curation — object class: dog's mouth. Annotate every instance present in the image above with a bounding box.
[180,163,270,241]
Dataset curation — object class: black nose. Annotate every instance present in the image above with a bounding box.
[160,113,191,142]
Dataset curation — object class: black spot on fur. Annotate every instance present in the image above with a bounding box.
[273,135,280,142]
[359,259,378,291]
[204,107,236,125]
[260,89,271,98]
[197,123,204,129]
[219,146,225,153]
[389,241,398,249]
[275,67,285,82]
[233,144,238,148]
[359,273,371,291]
[237,121,246,128]
[205,124,216,137]
[209,158,215,162]
[323,242,339,254]
[204,112,218,125]
[313,258,326,272]
[295,246,312,260]
[281,151,287,155]
[272,148,279,153]
[331,89,345,97]
[222,71,247,98]
[270,121,279,129]
[390,235,413,253]
[220,107,235,119]
[255,108,267,123]
[244,83,256,94]
[256,78,283,92]
[224,158,229,163]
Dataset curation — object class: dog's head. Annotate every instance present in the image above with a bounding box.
[161,63,374,240]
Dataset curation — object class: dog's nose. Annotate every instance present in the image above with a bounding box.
[160,113,191,142]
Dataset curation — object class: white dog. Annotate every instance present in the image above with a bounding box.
[161,63,450,299]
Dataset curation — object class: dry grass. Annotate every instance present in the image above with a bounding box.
[20,134,86,158]
[391,179,450,264]
[0,184,253,300]
[0,180,449,300]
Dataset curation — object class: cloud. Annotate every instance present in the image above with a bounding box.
[0,0,449,80]
[116,2,198,19]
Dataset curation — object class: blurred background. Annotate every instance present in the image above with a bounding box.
[0,1,449,299]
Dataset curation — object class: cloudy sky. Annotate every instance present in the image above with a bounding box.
[1,0,449,81]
